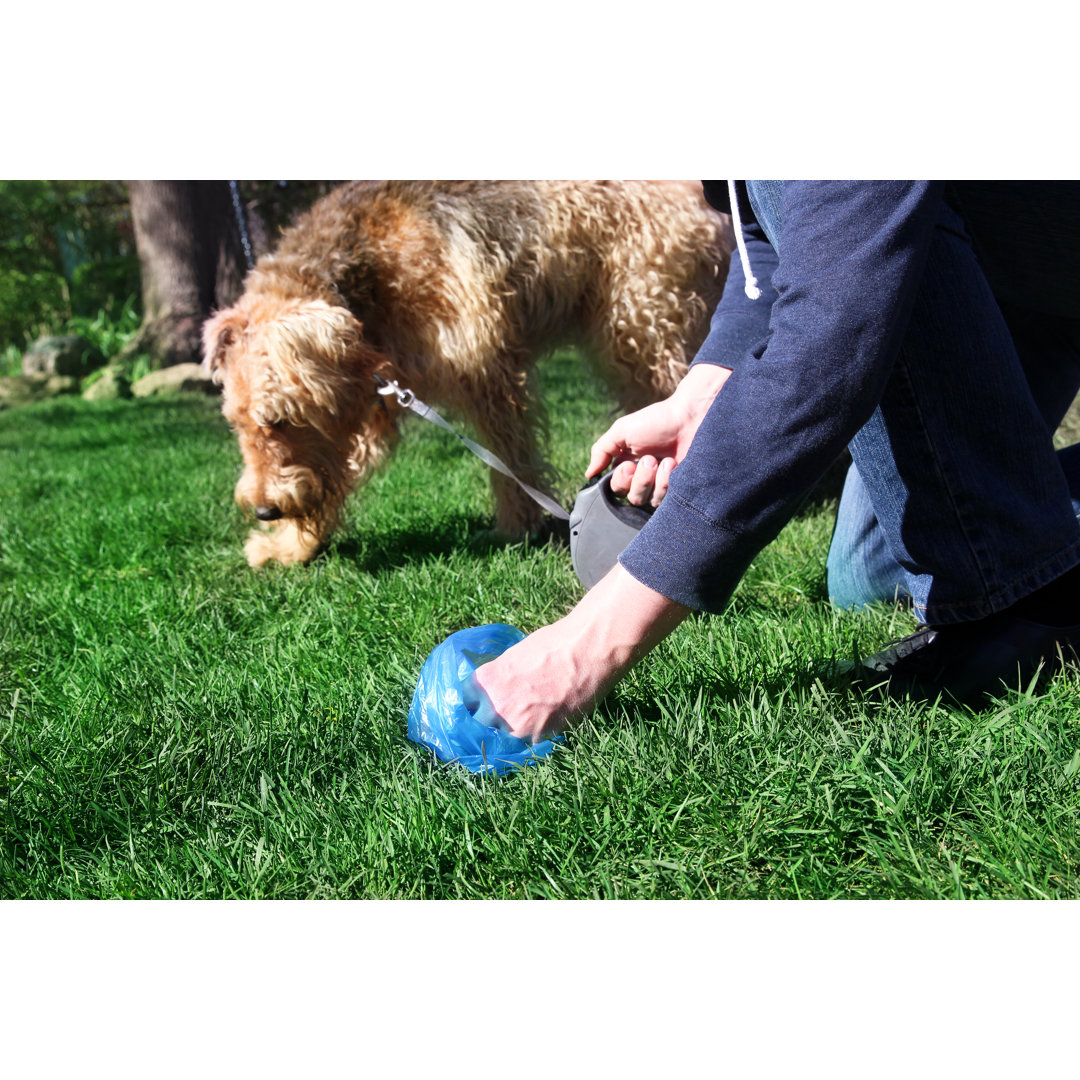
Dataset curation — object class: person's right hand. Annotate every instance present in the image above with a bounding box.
[472,563,691,744]
[586,363,732,507]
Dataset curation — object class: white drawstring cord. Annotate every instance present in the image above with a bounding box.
[727,179,762,300]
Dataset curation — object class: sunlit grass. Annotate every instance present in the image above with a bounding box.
[2,352,1079,898]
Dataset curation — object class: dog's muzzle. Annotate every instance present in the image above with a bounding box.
[254,505,284,521]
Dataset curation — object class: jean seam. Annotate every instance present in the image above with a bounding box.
[883,332,1020,611]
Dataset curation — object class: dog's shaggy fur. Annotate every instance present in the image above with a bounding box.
[203,180,732,566]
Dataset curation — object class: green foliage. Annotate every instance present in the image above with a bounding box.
[0,268,68,348]
[1,342,21,377]
[0,180,334,364]
[1,352,1078,899]
[65,296,142,361]
[0,298,144,379]
[0,180,140,352]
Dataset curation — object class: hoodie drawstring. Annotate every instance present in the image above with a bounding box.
[727,179,762,300]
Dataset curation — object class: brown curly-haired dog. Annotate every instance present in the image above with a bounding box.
[203,180,732,566]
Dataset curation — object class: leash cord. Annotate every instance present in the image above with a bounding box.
[229,180,255,271]
[375,377,570,521]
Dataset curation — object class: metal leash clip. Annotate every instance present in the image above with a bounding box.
[375,378,415,408]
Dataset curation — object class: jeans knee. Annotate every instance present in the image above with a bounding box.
[827,550,872,611]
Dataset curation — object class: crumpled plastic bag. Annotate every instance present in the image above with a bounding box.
[408,623,559,775]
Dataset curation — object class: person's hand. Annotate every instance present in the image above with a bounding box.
[471,564,690,744]
[586,363,731,507]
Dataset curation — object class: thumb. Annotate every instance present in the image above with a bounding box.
[586,425,627,478]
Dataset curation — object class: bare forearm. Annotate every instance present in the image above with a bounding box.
[473,564,691,743]
[552,563,690,692]
[474,364,728,743]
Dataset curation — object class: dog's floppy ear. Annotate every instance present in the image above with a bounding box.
[261,300,378,405]
[264,300,364,371]
[202,307,248,382]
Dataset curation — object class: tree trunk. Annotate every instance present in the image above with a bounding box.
[123,181,248,368]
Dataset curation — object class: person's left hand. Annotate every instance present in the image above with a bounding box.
[586,362,731,508]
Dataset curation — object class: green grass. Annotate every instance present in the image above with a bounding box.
[2,351,1079,899]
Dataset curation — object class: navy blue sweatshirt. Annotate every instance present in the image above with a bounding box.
[619,181,946,612]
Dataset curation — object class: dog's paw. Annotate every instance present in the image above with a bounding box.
[244,521,321,567]
[244,530,278,567]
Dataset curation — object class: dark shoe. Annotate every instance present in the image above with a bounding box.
[858,612,1080,706]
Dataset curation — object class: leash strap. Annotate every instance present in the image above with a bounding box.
[376,378,571,521]
[229,181,255,271]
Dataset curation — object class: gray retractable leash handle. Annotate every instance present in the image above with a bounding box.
[569,472,653,589]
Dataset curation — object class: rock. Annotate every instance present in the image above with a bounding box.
[0,375,41,406]
[82,367,132,401]
[1055,392,1080,449]
[0,373,74,406]
[131,363,218,398]
[45,375,79,396]
[22,335,104,378]
[0,372,81,409]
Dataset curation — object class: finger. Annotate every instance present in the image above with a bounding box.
[628,455,658,506]
[609,458,637,496]
[586,429,624,478]
[652,457,676,507]
[591,438,617,477]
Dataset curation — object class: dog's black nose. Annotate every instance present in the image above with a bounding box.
[254,505,283,521]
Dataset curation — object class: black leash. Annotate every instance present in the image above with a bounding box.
[229,180,255,271]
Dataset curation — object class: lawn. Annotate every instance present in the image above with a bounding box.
[2,350,1079,899]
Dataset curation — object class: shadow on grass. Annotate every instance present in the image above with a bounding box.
[620,650,994,733]
[331,517,509,574]
[619,666,870,731]
[329,513,571,575]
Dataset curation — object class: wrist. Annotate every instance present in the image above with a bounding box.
[678,363,731,407]
[562,564,690,683]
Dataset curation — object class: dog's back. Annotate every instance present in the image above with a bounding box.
[249,180,731,405]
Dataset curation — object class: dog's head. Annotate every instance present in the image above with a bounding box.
[203,294,396,558]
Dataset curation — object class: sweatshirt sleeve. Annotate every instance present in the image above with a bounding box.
[620,181,945,613]
[690,215,778,371]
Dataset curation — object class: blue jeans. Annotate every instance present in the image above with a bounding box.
[747,182,1080,625]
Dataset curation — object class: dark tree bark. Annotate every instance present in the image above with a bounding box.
[123,181,249,368]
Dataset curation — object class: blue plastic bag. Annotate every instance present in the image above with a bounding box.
[408,623,559,775]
